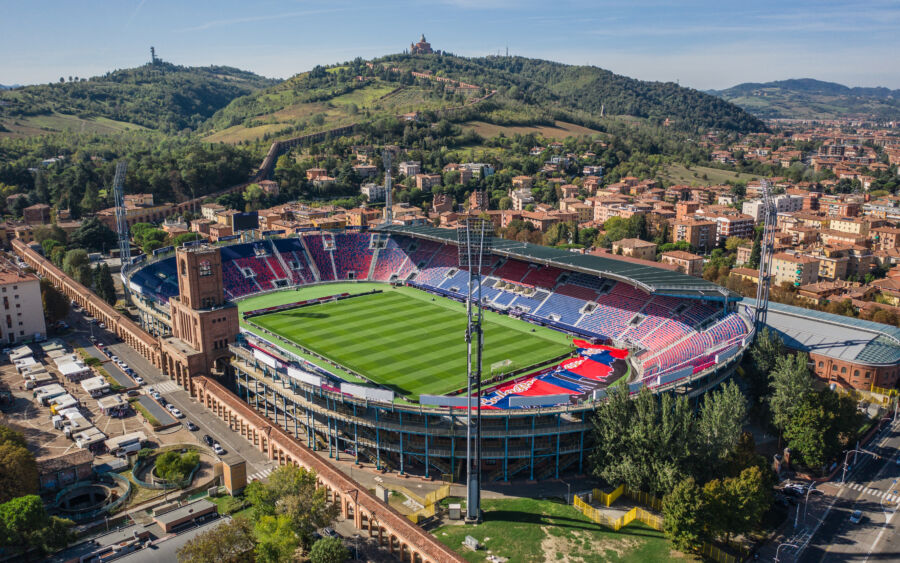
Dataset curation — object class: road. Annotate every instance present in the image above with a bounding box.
[765,418,900,563]
[67,310,274,479]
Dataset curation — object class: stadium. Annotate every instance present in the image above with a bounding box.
[124,225,753,481]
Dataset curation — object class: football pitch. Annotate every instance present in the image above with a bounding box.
[246,286,573,398]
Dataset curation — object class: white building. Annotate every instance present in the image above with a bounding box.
[742,194,804,222]
[398,161,421,177]
[510,188,535,211]
[0,268,45,345]
[360,183,386,202]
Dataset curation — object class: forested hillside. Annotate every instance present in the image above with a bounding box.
[379,54,767,133]
[0,61,278,134]
[710,78,900,120]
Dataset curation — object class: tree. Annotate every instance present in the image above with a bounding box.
[769,353,815,433]
[695,381,747,476]
[663,478,706,553]
[50,246,66,268]
[591,387,694,496]
[32,225,67,246]
[40,279,69,324]
[93,263,117,305]
[784,389,860,470]
[744,328,785,404]
[177,516,255,563]
[243,184,265,211]
[40,239,62,257]
[254,514,300,563]
[0,495,72,555]
[69,217,116,253]
[155,451,199,483]
[141,229,168,255]
[173,232,202,247]
[309,536,349,563]
[62,249,90,280]
[0,426,37,504]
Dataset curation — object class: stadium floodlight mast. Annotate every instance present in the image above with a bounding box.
[457,216,493,523]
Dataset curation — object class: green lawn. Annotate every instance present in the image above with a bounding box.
[433,498,689,563]
[246,285,572,399]
[659,163,761,186]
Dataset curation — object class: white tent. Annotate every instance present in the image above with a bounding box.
[9,345,33,361]
[58,361,90,380]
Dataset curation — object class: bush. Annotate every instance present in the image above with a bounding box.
[155,450,199,483]
[309,536,348,563]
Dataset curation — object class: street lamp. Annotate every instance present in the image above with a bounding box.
[802,486,824,524]
[562,480,572,504]
[842,448,880,484]
[353,533,360,561]
[775,542,799,563]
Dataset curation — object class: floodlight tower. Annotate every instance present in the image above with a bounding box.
[457,217,493,523]
[112,161,130,267]
[754,179,776,329]
[382,150,393,226]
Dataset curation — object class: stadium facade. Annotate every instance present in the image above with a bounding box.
[124,226,755,480]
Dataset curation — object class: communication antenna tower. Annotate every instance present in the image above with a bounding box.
[150,46,157,64]
[754,179,776,329]
[112,161,131,267]
[382,150,393,226]
[457,217,493,524]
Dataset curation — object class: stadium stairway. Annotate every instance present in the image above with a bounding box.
[270,239,294,284]
[298,236,323,282]
[367,246,380,281]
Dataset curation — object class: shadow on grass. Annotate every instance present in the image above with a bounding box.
[482,510,665,539]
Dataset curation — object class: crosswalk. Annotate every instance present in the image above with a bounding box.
[845,481,900,503]
[152,381,180,394]
[248,466,275,482]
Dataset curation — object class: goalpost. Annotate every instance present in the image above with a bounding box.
[490,359,514,379]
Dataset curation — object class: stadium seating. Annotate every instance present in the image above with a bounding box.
[520,265,563,289]
[493,259,530,283]
[129,233,750,387]
[332,233,373,280]
[304,235,337,281]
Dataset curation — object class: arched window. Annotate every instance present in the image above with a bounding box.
[854,370,860,377]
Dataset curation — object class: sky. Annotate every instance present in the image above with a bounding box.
[1,0,898,90]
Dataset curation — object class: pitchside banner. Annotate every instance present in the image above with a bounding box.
[287,366,321,387]
[340,383,394,403]
[715,345,740,365]
[508,394,571,408]
[419,394,473,408]
[253,348,279,369]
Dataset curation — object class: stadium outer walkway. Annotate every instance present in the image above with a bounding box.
[194,376,466,563]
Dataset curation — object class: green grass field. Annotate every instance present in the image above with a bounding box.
[245,284,572,399]
[433,498,689,563]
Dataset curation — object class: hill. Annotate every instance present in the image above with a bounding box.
[709,78,900,120]
[0,61,279,135]
[199,54,766,144]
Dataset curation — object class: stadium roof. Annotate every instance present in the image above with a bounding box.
[378,224,739,302]
[740,299,900,366]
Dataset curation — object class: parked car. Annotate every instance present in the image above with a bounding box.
[133,376,144,385]
[213,443,225,455]
[185,420,199,431]
[110,356,119,363]
[322,527,339,538]
[150,392,161,401]
[126,390,140,397]
[203,434,214,447]
[98,323,106,329]
[168,407,183,418]
[96,342,104,349]
[850,510,863,524]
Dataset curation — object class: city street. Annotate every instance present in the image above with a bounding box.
[68,310,274,479]
[760,418,900,562]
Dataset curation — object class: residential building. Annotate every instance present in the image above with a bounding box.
[305,167,327,180]
[23,204,50,226]
[829,217,870,237]
[742,194,804,222]
[511,175,533,190]
[672,218,717,252]
[661,250,704,277]
[469,190,489,211]
[872,226,900,250]
[611,238,657,260]
[431,193,454,214]
[398,161,421,176]
[0,266,46,344]
[257,180,280,196]
[360,183,386,202]
[352,164,378,178]
[415,173,442,191]
[771,253,819,287]
[510,188,534,211]
[201,203,226,222]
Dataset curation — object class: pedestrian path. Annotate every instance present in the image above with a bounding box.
[845,481,900,503]
[249,466,275,482]
[152,380,180,394]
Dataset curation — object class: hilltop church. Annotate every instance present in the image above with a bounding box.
[410,34,433,54]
